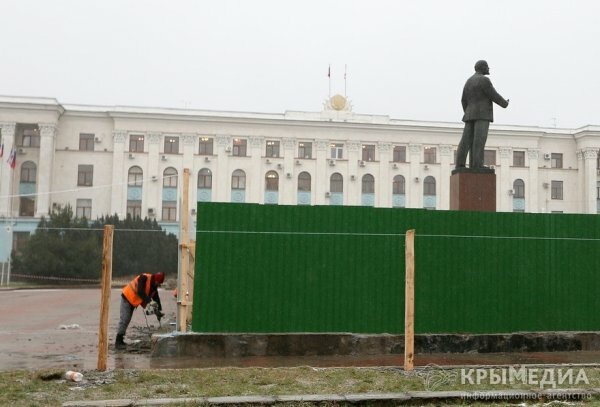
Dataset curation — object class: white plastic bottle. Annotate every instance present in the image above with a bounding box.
[65,370,84,382]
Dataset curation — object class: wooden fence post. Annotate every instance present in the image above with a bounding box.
[404,229,415,371]
[177,168,190,332]
[97,224,114,371]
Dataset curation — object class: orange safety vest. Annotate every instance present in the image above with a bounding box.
[122,273,154,307]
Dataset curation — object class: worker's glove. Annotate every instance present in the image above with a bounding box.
[145,300,159,315]
[156,310,165,322]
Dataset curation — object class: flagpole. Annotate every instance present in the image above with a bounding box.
[328,64,331,98]
[344,64,347,97]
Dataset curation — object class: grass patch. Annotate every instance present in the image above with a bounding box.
[1,366,600,406]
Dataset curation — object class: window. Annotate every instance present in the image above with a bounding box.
[484,150,496,166]
[20,161,36,183]
[129,135,144,152]
[330,173,343,192]
[16,124,40,147]
[231,169,246,189]
[551,153,563,169]
[265,171,279,191]
[162,201,177,221]
[79,133,95,151]
[164,136,179,154]
[393,175,405,194]
[298,142,312,159]
[126,201,142,218]
[330,143,344,159]
[198,168,212,188]
[12,231,30,254]
[77,165,93,186]
[362,174,374,193]
[266,141,280,158]
[551,181,563,200]
[233,138,247,157]
[393,146,406,163]
[199,137,213,155]
[128,166,143,186]
[513,179,525,198]
[362,145,376,161]
[76,199,92,219]
[298,171,311,191]
[424,176,436,195]
[163,167,177,187]
[513,151,525,167]
[424,147,436,164]
[19,197,35,216]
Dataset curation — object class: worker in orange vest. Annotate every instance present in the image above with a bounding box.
[116,272,165,349]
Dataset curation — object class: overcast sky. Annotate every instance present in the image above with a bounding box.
[1,0,599,128]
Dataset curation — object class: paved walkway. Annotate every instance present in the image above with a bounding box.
[63,389,599,406]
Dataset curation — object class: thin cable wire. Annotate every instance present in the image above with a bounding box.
[35,227,172,233]
[0,174,179,199]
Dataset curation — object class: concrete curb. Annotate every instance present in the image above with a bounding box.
[62,388,600,406]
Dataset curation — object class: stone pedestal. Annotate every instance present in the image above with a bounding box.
[450,168,496,212]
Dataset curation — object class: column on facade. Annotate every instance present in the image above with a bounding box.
[248,137,263,203]
[111,131,127,217]
[36,123,57,217]
[315,140,328,205]
[377,143,392,207]
[346,141,360,205]
[281,138,296,205]
[576,150,585,213]
[583,148,598,214]
[498,147,512,212]
[527,149,539,213]
[146,133,161,217]
[181,133,196,210]
[439,145,452,210]
[0,123,16,216]
[408,144,422,208]
[214,135,230,202]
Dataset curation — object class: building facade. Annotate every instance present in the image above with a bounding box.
[1,95,599,261]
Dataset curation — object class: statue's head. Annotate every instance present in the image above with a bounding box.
[474,60,490,75]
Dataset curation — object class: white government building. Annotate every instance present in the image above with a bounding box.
[0,94,599,261]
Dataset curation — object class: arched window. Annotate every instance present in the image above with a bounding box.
[513,179,525,198]
[423,176,436,195]
[20,161,37,183]
[163,167,178,187]
[362,174,374,194]
[232,169,246,190]
[128,166,143,186]
[330,173,343,193]
[393,175,405,195]
[198,168,212,189]
[298,171,311,191]
[265,171,279,191]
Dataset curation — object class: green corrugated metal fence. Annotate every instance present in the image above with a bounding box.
[193,203,600,334]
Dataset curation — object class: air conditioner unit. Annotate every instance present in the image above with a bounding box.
[17,148,25,155]
[414,177,420,183]
[277,163,283,169]
[508,189,514,195]
[329,159,335,166]
[359,160,365,167]
[295,159,301,165]
[286,172,292,179]
[204,156,210,162]
[266,158,271,164]
[325,191,331,197]
[151,175,158,182]
[544,153,551,160]
[225,146,232,152]
[161,155,167,161]
[543,182,550,189]
[350,175,356,181]
[128,153,135,159]
[489,165,495,169]
[147,208,155,215]
[94,137,101,143]
[191,209,197,216]
[423,164,429,170]
[393,163,398,169]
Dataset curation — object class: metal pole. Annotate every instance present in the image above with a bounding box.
[404,229,415,371]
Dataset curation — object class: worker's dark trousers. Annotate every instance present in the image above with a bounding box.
[117,296,135,336]
[456,120,490,168]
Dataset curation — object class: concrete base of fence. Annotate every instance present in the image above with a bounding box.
[151,332,600,359]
